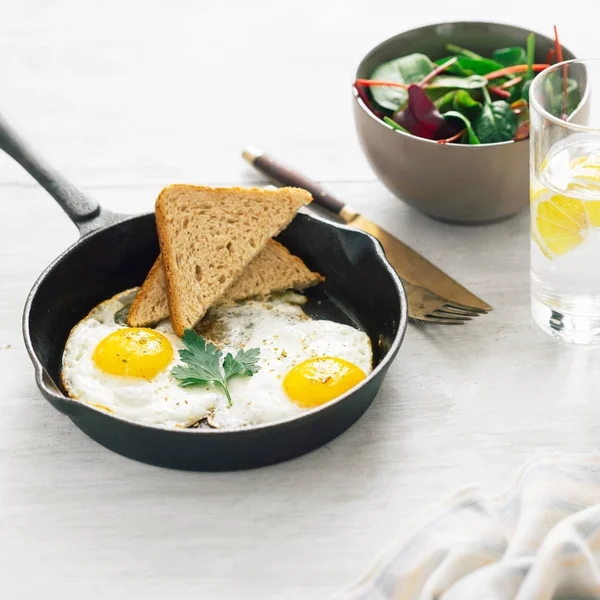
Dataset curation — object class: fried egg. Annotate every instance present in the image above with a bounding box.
[62,289,372,429]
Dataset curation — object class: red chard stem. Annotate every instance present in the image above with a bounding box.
[436,129,466,144]
[418,56,458,87]
[553,25,568,120]
[488,85,511,98]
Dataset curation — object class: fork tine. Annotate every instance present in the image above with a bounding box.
[421,318,469,325]
[419,315,470,325]
[435,307,481,318]
[426,312,472,322]
[443,302,489,315]
[403,279,489,323]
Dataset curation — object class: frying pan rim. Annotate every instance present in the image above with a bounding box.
[22,209,407,435]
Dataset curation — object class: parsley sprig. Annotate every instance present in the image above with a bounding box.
[170,329,261,406]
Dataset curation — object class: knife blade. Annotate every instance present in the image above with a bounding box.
[242,146,492,314]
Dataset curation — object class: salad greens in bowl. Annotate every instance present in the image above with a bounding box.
[352,22,579,223]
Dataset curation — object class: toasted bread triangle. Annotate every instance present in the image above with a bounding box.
[128,240,324,327]
[155,185,311,335]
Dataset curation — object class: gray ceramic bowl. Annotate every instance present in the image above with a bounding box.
[353,21,577,224]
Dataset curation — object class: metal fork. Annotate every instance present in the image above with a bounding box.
[402,280,489,325]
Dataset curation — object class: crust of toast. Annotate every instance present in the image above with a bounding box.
[128,258,166,327]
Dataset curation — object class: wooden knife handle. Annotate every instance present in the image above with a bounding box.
[243,147,346,215]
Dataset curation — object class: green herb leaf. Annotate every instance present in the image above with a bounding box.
[369,53,435,111]
[443,111,480,144]
[383,116,409,132]
[445,44,484,60]
[472,98,518,143]
[172,330,223,384]
[492,47,526,67]
[171,329,261,406]
[222,348,261,379]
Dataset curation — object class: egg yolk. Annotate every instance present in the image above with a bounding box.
[283,356,366,408]
[93,328,173,379]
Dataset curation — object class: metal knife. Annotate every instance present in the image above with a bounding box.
[242,146,492,314]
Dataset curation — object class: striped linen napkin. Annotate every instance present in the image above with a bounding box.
[338,454,600,600]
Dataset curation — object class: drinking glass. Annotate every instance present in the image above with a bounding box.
[530,58,600,343]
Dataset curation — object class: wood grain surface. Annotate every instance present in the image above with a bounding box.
[1,1,600,598]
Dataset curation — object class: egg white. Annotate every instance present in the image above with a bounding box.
[62,290,373,430]
[62,290,221,428]
[211,317,373,428]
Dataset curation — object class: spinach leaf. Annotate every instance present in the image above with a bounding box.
[445,44,483,60]
[507,79,525,103]
[434,90,458,113]
[492,47,526,67]
[443,111,481,144]
[425,74,486,105]
[427,74,487,91]
[473,96,518,143]
[434,56,470,77]
[435,89,482,121]
[455,57,504,76]
[452,90,482,120]
[369,53,435,111]
[434,56,502,76]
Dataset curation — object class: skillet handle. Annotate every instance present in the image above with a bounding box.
[0,109,118,235]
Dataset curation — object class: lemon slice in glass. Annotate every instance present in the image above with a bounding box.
[532,189,586,258]
[570,151,600,195]
[532,155,600,258]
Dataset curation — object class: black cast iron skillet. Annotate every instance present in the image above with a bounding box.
[1,111,407,470]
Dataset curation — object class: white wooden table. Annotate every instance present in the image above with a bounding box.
[2,2,600,598]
